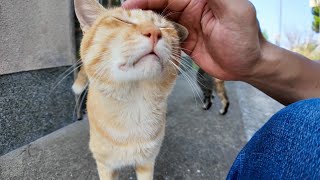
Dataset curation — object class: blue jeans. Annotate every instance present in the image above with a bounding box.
[227,98,320,179]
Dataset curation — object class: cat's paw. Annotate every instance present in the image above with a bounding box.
[202,101,212,110]
[219,102,230,115]
[202,97,213,110]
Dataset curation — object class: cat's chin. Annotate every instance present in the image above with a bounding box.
[119,54,160,70]
[133,54,160,67]
[113,55,163,82]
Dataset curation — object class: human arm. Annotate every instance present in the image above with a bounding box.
[123,0,320,105]
[248,42,320,104]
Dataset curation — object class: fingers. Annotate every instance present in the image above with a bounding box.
[123,0,190,13]
[122,0,168,10]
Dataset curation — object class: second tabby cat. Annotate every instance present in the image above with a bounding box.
[197,68,230,115]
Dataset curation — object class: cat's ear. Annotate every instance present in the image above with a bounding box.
[173,23,189,42]
[74,0,105,32]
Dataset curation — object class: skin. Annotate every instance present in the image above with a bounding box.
[123,0,320,105]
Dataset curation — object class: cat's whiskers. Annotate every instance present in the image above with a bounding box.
[166,48,204,106]
[160,1,174,17]
[171,48,214,83]
[160,27,175,30]
[57,59,82,80]
[170,40,199,48]
[163,11,183,19]
[72,53,111,109]
[180,51,202,62]
[179,61,213,89]
[50,62,83,95]
[169,44,194,55]
[160,0,181,18]
[169,51,212,90]
[168,58,204,107]
[51,59,81,86]
[169,54,197,79]
[170,43,193,53]
[179,61,206,80]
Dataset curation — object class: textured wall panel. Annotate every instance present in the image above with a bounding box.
[0,0,75,75]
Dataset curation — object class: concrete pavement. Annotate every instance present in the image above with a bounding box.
[0,75,283,180]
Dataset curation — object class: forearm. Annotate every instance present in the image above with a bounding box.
[246,42,320,105]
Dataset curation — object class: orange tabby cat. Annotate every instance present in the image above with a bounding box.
[73,0,188,179]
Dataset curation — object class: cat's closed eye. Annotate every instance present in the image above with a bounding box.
[112,16,135,25]
[111,16,171,29]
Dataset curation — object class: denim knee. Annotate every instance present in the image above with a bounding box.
[227,98,320,180]
[271,98,320,127]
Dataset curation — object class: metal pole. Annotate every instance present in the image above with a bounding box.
[279,0,282,46]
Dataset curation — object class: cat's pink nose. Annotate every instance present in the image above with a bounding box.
[141,27,162,45]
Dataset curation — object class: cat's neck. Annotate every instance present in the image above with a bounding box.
[86,82,167,135]
[89,80,166,102]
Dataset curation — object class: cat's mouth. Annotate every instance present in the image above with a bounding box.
[119,52,160,70]
[133,52,159,66]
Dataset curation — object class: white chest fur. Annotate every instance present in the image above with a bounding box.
[104,93,166,142]
[87,84,167,168]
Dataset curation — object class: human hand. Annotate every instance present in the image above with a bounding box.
[123,0,266,80]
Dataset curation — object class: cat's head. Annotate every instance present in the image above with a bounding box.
[74,0,188,84]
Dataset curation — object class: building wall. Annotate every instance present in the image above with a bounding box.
[0,0,75,75]
[0,1,76,155]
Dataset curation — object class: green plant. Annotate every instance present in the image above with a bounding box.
[262,30,269,40]
[286,32,320,60]
[312,7,319,33]
[292,42,320,60]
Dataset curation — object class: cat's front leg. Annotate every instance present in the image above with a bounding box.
[96,161,119,180]
[136,161,155,180]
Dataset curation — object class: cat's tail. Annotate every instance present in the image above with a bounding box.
[72,67,88,95]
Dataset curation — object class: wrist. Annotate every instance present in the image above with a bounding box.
[242,40,320,104]
[245,41,286,84]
